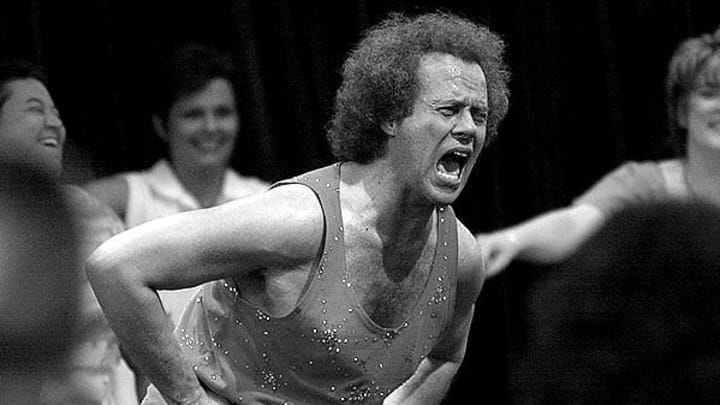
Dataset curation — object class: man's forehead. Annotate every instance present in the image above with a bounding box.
[6,78,50,101]
[417,53,487,100]
[419,52,483,72]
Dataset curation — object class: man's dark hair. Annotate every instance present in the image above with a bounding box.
[327,11,511,163]
[0,59,47,111]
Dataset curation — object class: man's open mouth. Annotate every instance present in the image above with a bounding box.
[39,137,60,148]
[436,149,470,181]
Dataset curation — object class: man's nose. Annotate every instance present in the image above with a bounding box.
[452,109,477,144]
[45,111,63,128]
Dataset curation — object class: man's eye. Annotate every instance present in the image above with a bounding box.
[438,107,457,117]
[26,105,44,114]
[472,113,488,125]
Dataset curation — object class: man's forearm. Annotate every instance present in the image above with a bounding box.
[384,357,460,405]
[86,255,204,404]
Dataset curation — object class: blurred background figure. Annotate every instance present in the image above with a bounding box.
[0,149,79,405]
[0,59,65,177]
[519,200,720,404]
[83,42,268,327]
[478,25,720,278]
[83,42,268,400]
[0,58,137,404]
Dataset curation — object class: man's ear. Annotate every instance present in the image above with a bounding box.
[380,121,397,137]
[152,115,168,141]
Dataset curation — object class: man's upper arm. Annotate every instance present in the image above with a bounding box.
[89,183,324,290]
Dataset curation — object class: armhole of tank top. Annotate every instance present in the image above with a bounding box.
[296,182,328,302]
[441,206,460,336]
[232,180,328,310]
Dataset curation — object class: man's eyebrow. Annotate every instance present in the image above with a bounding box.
[24,97,46,105]
[452,100,488,114]
[424,97,488,111]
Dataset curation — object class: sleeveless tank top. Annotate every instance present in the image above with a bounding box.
[164,163,458,404]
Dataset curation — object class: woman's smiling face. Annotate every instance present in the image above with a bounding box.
[161,77,239,170]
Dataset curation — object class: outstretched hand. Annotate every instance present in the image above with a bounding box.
[476,230,521,278]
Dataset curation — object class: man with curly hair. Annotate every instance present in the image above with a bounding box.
[88,11,510,404]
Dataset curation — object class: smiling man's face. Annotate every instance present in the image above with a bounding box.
[0,78,65,176]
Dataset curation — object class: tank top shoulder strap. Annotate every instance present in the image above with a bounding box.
[435,205,458,334]
[272,163,341,219]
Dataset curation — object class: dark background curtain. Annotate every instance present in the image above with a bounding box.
[2,0,719,402]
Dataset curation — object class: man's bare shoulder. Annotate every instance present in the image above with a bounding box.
[218,183,322,221]
[210,183,325,265]
[455,220,485,296]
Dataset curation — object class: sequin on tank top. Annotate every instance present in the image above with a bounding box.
[173,163,458,404]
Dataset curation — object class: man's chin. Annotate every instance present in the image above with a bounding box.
[427,181,464,205]
[22,150,63,179]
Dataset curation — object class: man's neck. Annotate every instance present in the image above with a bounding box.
[340,160,435,245]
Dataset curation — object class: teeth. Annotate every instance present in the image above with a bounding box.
[41,139,58,147]
[435,149,470,182]
[437,170,460,181]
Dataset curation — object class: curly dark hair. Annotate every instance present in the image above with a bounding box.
[152,42,237,123]
[327,11,511,163]
[665,26,720,155]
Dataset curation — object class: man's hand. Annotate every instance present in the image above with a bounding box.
[476,230,520,278]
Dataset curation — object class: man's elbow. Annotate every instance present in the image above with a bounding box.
[85,241,127,294]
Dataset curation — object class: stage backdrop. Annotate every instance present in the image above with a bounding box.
[2,0,719,402]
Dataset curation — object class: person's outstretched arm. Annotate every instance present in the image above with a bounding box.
[86,185,323,404]
[477,204,605,278]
